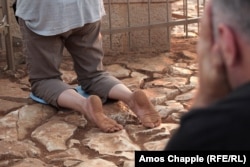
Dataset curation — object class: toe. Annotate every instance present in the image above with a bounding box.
[140,113,161,128]
[153,119,161,127]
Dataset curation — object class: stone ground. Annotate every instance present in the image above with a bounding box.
[0,36,198,167]
[0,1,202,167]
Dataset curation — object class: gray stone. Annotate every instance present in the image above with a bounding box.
[102,101,139,125]
[155,105,174,118]
[178,84,195,93]
[188,63,198,70]
[64,160,82,167]
[76,158,117,167]
[0,160,16,167]
[190,76,198,86]
[170,113,182,122]
[181,50,197,60]
[171,66,193,77]
[17,104,56,140]
[175,89,196,101]
[152,73,164,79]
[11,158,51,167]
[145,77,188,89]
[125,124,170,143]
[156,101,184,118]
[31,120,77,152]
[0,110,18,140]
[127,55,173,73]
[82,128,140,159]
[143,138,169,150]
[45,148,87,163]
[0,140,41,159]
[121,72,148,90]
[0,79,29,98]
[123,161,134,167]
[0,99,25,115]
[144,88,180,105]
[105,64,131,78]
[165,123,180,135]
[171,110,188,123]
[63,113,88,128]
[121,77,142,91]
[165,100,184,110]
[67,139,81,148]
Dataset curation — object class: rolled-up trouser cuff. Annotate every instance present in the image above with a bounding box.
[31,79,74,108]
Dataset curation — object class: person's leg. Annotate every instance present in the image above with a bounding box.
[108,84,161,128]
[20,19,122,132]
[62,21,123,132]
[64,21,122,103]
[65,21,161,128]
[19,18,71,106]
[57,89,123,132]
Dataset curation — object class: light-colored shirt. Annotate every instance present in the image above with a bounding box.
[16,0,105,36]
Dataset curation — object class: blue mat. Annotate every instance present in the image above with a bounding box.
[30,86,89,104]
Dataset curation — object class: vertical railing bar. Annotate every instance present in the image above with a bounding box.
[102,0,202,52]
[185,0,188,37]
[127,0,131,49]
[108,0,112,49]
[2,0,14,71]
[182,0,186,34]
[148,0,151,47]
[166,0,170,51]
[197,0,200,34]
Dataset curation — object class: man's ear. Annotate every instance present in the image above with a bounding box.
[217,24,238,67]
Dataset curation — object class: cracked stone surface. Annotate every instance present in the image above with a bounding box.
[0,1,201,166]
[0,39,198,166]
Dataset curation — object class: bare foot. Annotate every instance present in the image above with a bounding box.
[129,90,161,128]
[84,95,123,133]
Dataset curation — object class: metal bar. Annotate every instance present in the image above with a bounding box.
[2,0,15,71]
[182,0,186,33]
[197,0,200,17]
[127,0,131,48]
[101,17,200,35]
[172,13,192,19]
[166,0,170,51]
[148,0,151,46]
[197,0,200,34]
[185,0,188,37]
[102,0,201,51]
[108,0,112,49]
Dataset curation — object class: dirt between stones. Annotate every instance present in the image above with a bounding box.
[0,37,197,167]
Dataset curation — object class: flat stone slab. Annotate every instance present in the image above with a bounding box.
[31,120,77,152]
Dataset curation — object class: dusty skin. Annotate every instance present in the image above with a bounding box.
[84,90,161,133]
[129,90,162,128]
[85,95,123,133]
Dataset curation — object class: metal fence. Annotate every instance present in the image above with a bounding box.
[0,0,14,71]
[1,0,205,71]
[101,0,206,52]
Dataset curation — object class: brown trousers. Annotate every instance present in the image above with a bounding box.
[19,19,122,107]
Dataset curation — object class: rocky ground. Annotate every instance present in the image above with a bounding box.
[0,1,202,167]
[0,36,198,167]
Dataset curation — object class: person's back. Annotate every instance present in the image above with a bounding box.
[16,0,105,36]
[165,0,250,150]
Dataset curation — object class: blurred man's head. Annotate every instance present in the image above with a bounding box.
[210,0,250,89]
[212,0,250,42]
